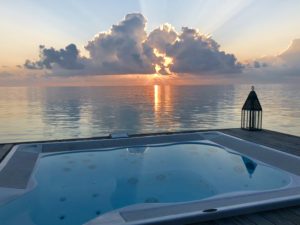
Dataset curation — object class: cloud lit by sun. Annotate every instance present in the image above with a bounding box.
[153,48,173,75]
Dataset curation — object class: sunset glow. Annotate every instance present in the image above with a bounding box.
[154,84,160,113]
[0,1,300,86]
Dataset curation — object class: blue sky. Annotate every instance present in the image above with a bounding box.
[1,0,300,64]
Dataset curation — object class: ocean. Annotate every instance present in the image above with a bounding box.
[0,84,299,143]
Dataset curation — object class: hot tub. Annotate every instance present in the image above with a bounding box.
[0,132,300,225]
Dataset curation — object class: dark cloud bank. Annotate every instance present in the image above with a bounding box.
[24,44,84,70]
[24,13,242,76]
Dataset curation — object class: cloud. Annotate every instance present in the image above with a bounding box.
[147,24,178,53]
[165,27,243,74]
[251,39,300,77]
[84,13,160,75]
[24,44,84,70]
[252,61,267,68]
[279,39,300,67]
[24,13,242,76]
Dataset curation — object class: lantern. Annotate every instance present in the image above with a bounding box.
[241,86,262,131]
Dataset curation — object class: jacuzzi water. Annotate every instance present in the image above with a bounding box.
[0,142,292,225]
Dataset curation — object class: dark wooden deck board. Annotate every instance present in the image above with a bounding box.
[191,129,300,225]
[233,216,257,225]
[245,214,273,225]
[289,207,300,216]
[275,209,300,224]
[260,210,296,225]
[214,218,239,225]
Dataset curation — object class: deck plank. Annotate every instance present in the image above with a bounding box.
[191,221,217,225]
[288,207,300,216]
[214,218,239,225]
[233,216,257,225]
[275,208,300,224]
[245,214,273,225]
[260,210,296,225]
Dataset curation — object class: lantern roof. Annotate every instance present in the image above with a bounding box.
[242,86,262,111]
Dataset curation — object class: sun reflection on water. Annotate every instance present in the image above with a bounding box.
[153,84,177,129]
[154,84,160,114]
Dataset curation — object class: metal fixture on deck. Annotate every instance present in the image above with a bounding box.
[241,86,262,131]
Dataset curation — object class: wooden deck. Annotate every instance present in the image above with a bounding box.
[1,128,300,225]
[221,128,300,157]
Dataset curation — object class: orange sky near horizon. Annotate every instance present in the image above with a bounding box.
[0,72,246,87]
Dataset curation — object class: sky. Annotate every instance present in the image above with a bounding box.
[0,0,300,86]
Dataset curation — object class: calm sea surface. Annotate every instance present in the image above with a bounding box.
[0,84,299,143]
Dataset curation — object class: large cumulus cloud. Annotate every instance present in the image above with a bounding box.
[24,13,242,76]
[84,13,162,74]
